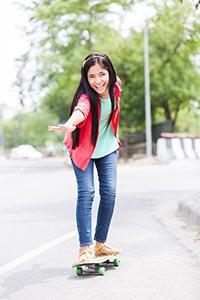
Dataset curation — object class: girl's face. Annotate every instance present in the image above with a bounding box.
[87,63,109,99]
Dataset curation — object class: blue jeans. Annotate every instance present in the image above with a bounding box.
[71,151,117,246]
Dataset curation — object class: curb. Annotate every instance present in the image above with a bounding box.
[178,193,200,227]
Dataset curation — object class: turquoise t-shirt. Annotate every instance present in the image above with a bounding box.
[92,97,119,159]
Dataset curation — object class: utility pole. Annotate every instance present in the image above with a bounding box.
[144,24,152,157]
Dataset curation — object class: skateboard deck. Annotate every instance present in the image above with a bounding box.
[72,255,121,276]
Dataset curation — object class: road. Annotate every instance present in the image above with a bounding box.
[0,157,200,300]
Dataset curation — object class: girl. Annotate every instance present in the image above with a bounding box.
[48,52,121,263]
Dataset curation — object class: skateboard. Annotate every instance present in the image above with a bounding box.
[72,255,121,276]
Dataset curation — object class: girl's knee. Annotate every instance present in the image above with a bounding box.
[78,188,95,199]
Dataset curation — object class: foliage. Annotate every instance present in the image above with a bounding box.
[116,0,200,132]
[4,110,62,149]
[149,0,200,130]
[114,30,146,133]
[176,105,200,133]
[179,0,200,10]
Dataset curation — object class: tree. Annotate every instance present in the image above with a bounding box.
[116,0,200,132]
[149,0,200,130]
[4,110,61,149]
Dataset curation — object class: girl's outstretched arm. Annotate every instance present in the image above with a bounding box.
[48,110,84,133]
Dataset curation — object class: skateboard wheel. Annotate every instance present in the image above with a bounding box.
[76,266,83,276]
[98,267,106,276]
[113,258,120,267]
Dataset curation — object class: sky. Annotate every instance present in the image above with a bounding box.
[0,0,152,119]
[0,0,30,118]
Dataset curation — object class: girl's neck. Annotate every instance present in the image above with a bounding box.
[99,93,109,99]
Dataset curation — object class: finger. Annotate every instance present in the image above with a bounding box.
[48,126,61,131]
[57,124,66,128]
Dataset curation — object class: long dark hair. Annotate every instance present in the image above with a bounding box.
[70,52,117,149]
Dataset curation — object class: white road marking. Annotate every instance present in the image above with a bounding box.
[0,230,77,276]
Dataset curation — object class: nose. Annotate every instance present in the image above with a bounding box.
[95,76,102,84]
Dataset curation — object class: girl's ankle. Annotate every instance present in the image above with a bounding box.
[79,245,91,253]
[95,242,104,248]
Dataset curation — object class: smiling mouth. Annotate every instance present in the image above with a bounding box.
[95,84,104,90]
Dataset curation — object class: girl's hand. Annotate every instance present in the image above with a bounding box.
[48,123,76,133]
[48,111,83,133]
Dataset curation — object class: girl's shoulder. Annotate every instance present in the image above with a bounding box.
[76,93,91,113]
[77,93,90,103]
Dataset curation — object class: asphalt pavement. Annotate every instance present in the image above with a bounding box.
[0,156,200,300]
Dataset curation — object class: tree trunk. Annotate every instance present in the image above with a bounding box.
[163,103,171,121]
